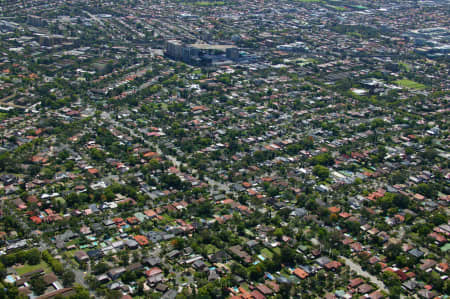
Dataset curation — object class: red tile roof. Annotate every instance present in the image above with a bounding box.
[134,235,149,246]
[293,268,308,279]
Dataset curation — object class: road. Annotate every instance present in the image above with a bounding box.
[0,91,26,109]
[84,10,104,26]
[72,266,89,287]
[340,256,388,293]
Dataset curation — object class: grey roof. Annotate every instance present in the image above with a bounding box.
[408,248,424,258]
[161,289,177,299]
[290,208,307,217]
[316,256,332,267]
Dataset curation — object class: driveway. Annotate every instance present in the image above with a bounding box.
[340,256,388,293]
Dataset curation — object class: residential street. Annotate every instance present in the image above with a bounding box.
[340,256,388,293]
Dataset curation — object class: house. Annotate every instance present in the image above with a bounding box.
[96,274,110,284]
[161,289,177,299]
[146,267,163,278]
[87,249,103,260]
[357,283,373,294]
[208,269,220,281]
[103,219,114,226]
[143,256,161,267]
[436,262,448,273]
[124,239,139,249]
[127,216,139,225]
[88,204,100,213]
[293,268,308,279]
[256,284,273,296]
[80,225,91,235]
[134,235,149,246]
[419,259,437,271]
[111,240,124,250]
[126,262,143,272]
[250,290,266,299]
[74,251,89,263]
[417,289,438,299]
[166,249,180,259]
[408,248,424,258]
[348,277,364,289]
[290,208,307,218]
[146,267,164,284]
[350,242,363,252]
[35,288,75,299]
[185,255,203,265]
[329,206,340,214]
[144,209,158,218]
[402,279,417,293]
[316,256,332,267]
[228,245,252,264]
[246,239,259,248]
[42,273,58,286]
[91,223,103,234]
[368,290,384,299]
[155,283,168,292]
[108,267,126,280]
[192,259,206,270]
[299,265,314,275]
[324,261,342,271]
[208,250,230,263]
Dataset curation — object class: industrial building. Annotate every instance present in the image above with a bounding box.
[165,40,239,66]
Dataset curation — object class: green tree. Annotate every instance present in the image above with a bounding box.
[62,270,76,287]
[384,243,402,261]
[431,213,447,226]
[382,271,401,287]
[92,262,109,275]
[105,290,122,299]
[26,249,41,265]
[313,165,330,180]
[30,276,46,295]
[311,153,334,166]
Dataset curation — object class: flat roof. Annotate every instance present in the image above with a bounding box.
[188,43,236,50]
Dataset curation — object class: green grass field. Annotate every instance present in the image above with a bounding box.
[399,62,412,71]
[261,248,274,259]
[272,247,281,255]
[204,244,219,255]
[395,79,426,90]
[16,261,51,275]
[193,1,225,6]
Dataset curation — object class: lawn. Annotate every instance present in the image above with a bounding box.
[66,238,80,246]
[295,58,316,66]
[244,229,255,237]
[399,62,412,71]
[192,1,225,6]
[204,244,219,255]
[272,247,281,255]
[261,248,274,259]
[64,248,79,258]
[325,4,347,11]
[15,261,51,275]
[395,79,426,90]
[239,282,250,291]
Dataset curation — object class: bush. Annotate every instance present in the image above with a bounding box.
[313,165,330,180]
[0,249,41,267]
[42,250,64,275]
